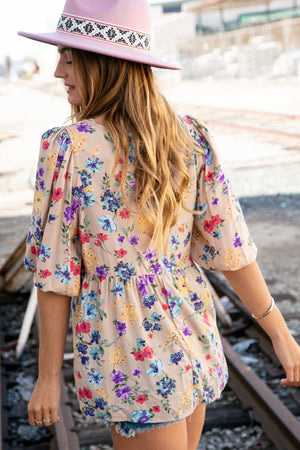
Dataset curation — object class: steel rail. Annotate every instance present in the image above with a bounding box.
[223,337,300,450]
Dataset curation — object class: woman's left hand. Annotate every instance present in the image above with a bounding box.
[271,334,300,387]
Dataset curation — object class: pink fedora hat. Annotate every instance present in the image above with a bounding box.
[18,0,181,70]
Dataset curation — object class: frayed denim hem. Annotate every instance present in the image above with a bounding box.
[113,419,183,438]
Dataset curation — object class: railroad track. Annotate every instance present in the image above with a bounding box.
[1,274,300,450]
[175,105,300,144]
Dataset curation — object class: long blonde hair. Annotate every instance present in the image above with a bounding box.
[71,49,201,254]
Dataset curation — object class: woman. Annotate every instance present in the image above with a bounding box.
[19,1,300,449]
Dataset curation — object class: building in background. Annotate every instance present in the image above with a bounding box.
[150,0,300,78]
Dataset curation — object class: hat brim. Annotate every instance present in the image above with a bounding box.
[18,30,181,70]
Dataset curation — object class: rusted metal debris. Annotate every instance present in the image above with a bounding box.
[0,236,32,293]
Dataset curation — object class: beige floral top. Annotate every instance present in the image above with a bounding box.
[25,116,257,423]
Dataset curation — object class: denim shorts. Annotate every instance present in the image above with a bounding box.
[112,419,182,438]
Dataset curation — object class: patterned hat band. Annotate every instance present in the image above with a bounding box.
[57,14,151,52]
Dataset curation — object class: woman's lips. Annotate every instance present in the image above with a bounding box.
[65,85,75,93]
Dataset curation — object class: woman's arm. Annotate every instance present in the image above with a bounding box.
[222,261,300,387]
[27,289,71,427]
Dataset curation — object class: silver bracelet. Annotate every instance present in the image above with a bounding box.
[252,296,275,320]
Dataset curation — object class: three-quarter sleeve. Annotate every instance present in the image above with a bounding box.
[187,117,257,271]
[25,127,82,296]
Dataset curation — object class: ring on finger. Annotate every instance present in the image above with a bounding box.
[42,418,52,424]
[34,419,43,426]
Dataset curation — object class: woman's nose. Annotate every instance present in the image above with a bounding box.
[54,61,65,79]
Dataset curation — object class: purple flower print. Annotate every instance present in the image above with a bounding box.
[57,152,64,167]
[118,236,125,243]
[77,122,93,133]
[216,169,225,183]
[150,263,162,275]
[233,233,242,248]
[133,369,143,376]
[183,325,192,336]
[136,275,154,297]
[96,266,109,277]
[115,386,132,400]
[143,248,157,261]
[64,198,81,224]
[110,370,125,384]
[211,198,219,206]
[115,321,127,336]
[39,180,45,191]
[36,166,44,180]
[129,235,139,245]
[130,179,136,191]
[217,367,223,379]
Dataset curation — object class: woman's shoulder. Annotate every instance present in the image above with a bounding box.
[41,119,98,140]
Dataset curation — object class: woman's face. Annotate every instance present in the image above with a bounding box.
[54,45,81,106]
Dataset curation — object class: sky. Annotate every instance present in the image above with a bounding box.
[1,0,63,62]
[1,0,167,63]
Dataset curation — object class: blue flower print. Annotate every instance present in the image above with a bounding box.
[42,127,59,139]
[204,146,214,166]
[88,370,103,386]
[162,257,175,274]
[55,264,72,285]
[136,338,146,348]
[101,190,123,212]
[114,261,136,285]
[85,157,102,173]
[111,282,125,297]
[143,320,152,331]
[82,190,96,208]
[193,370,199,385]
[95,397,108,410]
[79,169,92,188]
[170,350,184,365]
[184,232,191,247]
[156,377,176,398]
[80,355,89,366]
[146,359,163,378]
[168,296,183,318]
[91,331,100,344]
[143,294,158,309]
[77,343,88,355]
[203,385,215,403]
[97,215,117,233]
[150,312,161,322]
[89,348,100,361]
[72,186,83,199]
[83,302,98,320]
[195,202,208,219]
[131,409,153,423]
[169,233,180,249]
[83,407,95,417]
[57,132,71,153]
[24,256,35,271]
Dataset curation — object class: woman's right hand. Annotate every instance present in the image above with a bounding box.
[28,375,61,427]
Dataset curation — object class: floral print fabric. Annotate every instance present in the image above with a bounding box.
[25,116,257,423]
